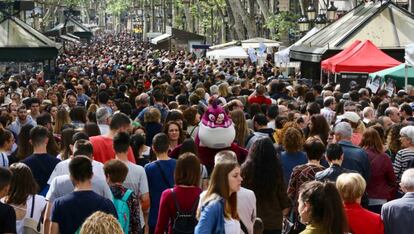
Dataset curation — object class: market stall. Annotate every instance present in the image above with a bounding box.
[206,46,248,61]
[321,40,401,74]
[369,64,414,88]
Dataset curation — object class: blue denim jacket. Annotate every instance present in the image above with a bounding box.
[195,197,225,234]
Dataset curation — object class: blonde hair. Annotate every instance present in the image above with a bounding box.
[336,173,366,203]
[218,82,230,97]
[80,211,123,234]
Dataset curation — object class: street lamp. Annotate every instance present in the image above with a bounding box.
[297,15,309,33]
[181,14,186,30]
[224,12,229,24]
[223,11,229,42]
[167,13,172,26]
[156,13,162,32]
[314,13,327,28]
[255,15,262,37]
[306,3,316,21]
[327,1,338,21]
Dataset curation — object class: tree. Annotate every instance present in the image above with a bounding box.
[264,11,299,41]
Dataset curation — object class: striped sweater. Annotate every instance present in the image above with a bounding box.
[393,148,414,183]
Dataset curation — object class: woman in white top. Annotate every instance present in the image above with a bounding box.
[3,163,46,233]
[0,128,14,167]
[195,160,243,233]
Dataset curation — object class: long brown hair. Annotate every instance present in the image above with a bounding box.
[360,127,385,153]
[16,124,34,160]
[299,181,348,234]
[201,161,239,219]
[6,163,39,205]
[54,108,71,134]
[174,153,201,186]
[163,121,185,144]
[230,110,249,147]
[387,123,406,155]
[308,114,330,145]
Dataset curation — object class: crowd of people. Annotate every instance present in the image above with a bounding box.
[0,32,414,234]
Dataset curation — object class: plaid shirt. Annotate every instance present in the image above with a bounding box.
[287,164,325,215]
[321,107,336,125]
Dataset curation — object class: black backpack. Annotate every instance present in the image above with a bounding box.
[171,189,199,234]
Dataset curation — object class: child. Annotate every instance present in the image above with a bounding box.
[104,159,142,234]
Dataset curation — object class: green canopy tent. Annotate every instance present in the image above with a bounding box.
[369,64,414,88]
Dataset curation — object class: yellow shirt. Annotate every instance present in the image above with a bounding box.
[300,223,329,234]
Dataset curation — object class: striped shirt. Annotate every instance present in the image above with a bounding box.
[0,152,8,168]
[393,148,414,183]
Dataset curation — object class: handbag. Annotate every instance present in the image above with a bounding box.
[22,195,43,234]
[281,218,294,234]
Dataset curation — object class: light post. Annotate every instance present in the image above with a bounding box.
[314,13,327,27]
[255,15,263,37]
[167,13,172,26]
[297,15,309,33]
[298,1,337,34]
[144,13,150,40]
[156,12,162,32]
[181,14,186,30]
[223,12,229,42]
[306,3,316,22]
[327,1,338,21]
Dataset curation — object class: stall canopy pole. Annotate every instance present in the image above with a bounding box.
[320,69,323,84]
[406,64,408,92]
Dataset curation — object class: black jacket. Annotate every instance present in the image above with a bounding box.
[315,164,353,182]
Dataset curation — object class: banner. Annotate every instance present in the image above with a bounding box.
[405,43,414,66]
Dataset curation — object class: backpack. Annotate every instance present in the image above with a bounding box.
[22,195,43,234]
[113,189,133,234]
[171,188,199,234]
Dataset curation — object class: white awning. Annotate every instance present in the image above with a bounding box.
[206,46,248,61]
[241,37,281,49]
[150,34,172,44]
[60,34,80,43]
[209,41,239,50]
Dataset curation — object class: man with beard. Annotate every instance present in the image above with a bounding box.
[8,104,36,136]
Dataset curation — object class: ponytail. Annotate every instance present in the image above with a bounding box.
[321,183,348,234]
[299,181,348,234]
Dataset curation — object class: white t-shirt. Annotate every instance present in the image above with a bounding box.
[121,160,149,228]
[237,187,256,234]
[4,195,47,234]
[225,218,241,234]
[46,175,112,203]
[47,158,105,184]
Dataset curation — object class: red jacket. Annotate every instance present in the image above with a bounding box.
[344,202,384,234]
[248,95,271,105]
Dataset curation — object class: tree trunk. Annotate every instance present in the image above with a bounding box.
[230,10,245,40]
[183,3,192,32]
[228,0,256,38]
[256,0,276,37]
